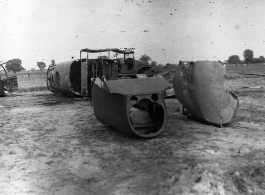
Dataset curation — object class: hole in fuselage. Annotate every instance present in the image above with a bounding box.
[70,60,81,93]
[129,98,164,135]
[69,59,117,96]
[151,93,159,101]
[130,95,138,104]
[55,71,60,85]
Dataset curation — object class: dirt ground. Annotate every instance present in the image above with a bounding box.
[1,76,265,195]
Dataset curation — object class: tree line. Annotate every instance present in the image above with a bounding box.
[139,54,177,66]
[228,49,265,65]
[2,59,47,73]
[5,49,264,73]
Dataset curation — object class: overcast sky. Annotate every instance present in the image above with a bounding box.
[1,0,265,69]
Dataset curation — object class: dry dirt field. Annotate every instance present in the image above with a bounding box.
[1,67,265,195]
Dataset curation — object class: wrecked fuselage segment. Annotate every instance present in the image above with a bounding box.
[79,48,171,137]
[46,48,153,97]
[92,76,170,138]
[46,59,94,96]
[173,60,239,126]
[46,58,118,96]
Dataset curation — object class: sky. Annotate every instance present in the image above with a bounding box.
[1,0,265,70]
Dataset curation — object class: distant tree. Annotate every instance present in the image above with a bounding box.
[165,63,178,66]
[228,55,240,64]
[251,58,263,63]
[239,60,245,64]
[151,61,157,66]
[37,62,46,70]
[139,54,152,63]
[5,59,24,73]
[243,49,254,63]
[259,56,265,63]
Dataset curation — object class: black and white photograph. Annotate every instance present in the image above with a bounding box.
[0,0,265,194]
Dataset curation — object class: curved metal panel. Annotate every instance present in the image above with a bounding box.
[92,79,167,138]
[173,61,239,126]
[47,60,83,96]
[103,76,171,95]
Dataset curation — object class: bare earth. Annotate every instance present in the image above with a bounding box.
[1,76,265,195]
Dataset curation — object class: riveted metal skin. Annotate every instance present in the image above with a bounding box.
[173,61,239,126]
[92,76,170,138]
